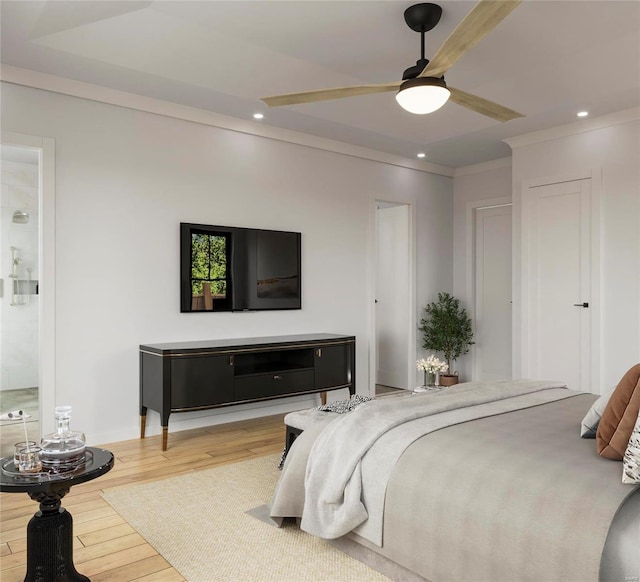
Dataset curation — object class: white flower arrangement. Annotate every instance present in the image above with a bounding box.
[416,355,449,374]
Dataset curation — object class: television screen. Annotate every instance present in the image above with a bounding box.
[256,230,300,299]
[180,223,301,312]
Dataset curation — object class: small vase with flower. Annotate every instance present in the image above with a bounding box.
[416,355,448,388]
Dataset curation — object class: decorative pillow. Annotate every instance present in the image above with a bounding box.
[596,364,640,460]
[580,388,614,438]
[622,410,640,484]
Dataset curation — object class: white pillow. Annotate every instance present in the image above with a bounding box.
[622,410,640,484]
[580,388,614,438]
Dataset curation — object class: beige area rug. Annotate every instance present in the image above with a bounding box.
[101,453,390,582]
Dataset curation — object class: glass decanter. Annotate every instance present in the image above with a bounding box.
[40,406,86,471]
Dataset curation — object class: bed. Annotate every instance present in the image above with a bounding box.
[269,379,640,582]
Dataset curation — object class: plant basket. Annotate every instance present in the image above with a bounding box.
[439,373,459,387]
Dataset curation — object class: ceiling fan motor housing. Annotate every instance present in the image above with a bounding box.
[399,76,447,92]
[403,58,430,80]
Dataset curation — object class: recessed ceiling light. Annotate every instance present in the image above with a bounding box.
[417,152,426,158]
[577,111,589,118]
[253,113,264,120]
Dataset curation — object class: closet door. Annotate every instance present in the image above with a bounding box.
[474,204,512,381]
[523,178,595,392]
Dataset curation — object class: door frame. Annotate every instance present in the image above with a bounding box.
[520,168,601,392]
[2,131,56,433]
[466,196,512,380]
[368,197,415,394]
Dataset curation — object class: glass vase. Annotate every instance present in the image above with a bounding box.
[423,371,435,386]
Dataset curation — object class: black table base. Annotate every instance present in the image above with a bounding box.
[1,447,114,582]
[26,505,88,582]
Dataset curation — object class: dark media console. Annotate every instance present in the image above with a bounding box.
[139,333,356,450]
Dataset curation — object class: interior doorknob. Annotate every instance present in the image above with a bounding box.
[573,302,589,308]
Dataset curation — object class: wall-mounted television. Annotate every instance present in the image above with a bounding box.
[180,223,301,312]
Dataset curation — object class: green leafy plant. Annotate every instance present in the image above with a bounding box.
[419,292,474,372]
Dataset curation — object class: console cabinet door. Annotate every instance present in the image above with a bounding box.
[314,344,351,389]
[170,355,234,409]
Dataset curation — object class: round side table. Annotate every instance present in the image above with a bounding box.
[0,446,114,582]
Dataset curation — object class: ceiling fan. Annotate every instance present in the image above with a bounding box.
[261,0,525,122]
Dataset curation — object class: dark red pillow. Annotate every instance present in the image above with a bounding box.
[596,364,640,460]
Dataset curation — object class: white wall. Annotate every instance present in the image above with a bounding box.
[1,82,453,445]
[452,113,640,392]
[452,160,512,380]
[509,114,640,392]
[1,158,39,391]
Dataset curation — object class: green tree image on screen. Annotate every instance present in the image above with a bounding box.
[191,233,228,298]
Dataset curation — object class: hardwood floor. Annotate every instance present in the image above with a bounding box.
[375,384,406,396]
[0,413,287,581]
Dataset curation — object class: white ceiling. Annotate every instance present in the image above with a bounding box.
[1,0,639,168]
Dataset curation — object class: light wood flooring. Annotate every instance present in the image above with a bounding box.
[0,413,287,582]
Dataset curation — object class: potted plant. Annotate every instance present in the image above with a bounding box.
[419,292,474,386]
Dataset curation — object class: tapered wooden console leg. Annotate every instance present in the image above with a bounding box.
[140,414,146,439]
[321,391,327,405]
[162,427,168,451]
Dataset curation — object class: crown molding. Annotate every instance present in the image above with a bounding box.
[1,65,455,178]
[453,156,511,177]
[503,107,640,150]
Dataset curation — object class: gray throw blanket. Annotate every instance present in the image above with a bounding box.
[299,380,566,539]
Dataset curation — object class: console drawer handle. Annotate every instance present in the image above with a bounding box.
[273,375,282,380]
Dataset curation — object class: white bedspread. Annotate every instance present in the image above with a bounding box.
[300,379,568,541]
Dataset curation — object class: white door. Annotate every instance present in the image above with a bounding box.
[524,178,593,391]
[474,204,512,381]
[375,203,410,389]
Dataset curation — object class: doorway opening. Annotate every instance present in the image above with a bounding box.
[0,145,40,456]
[374,201,413,395]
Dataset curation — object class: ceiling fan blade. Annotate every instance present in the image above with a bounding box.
[261,82,401,107]
[448,86,524,122]
[420,0,523,78]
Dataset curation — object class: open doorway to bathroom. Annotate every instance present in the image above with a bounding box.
[0,145,40,457]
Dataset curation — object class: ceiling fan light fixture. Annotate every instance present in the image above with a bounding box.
[395,77,450,115]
